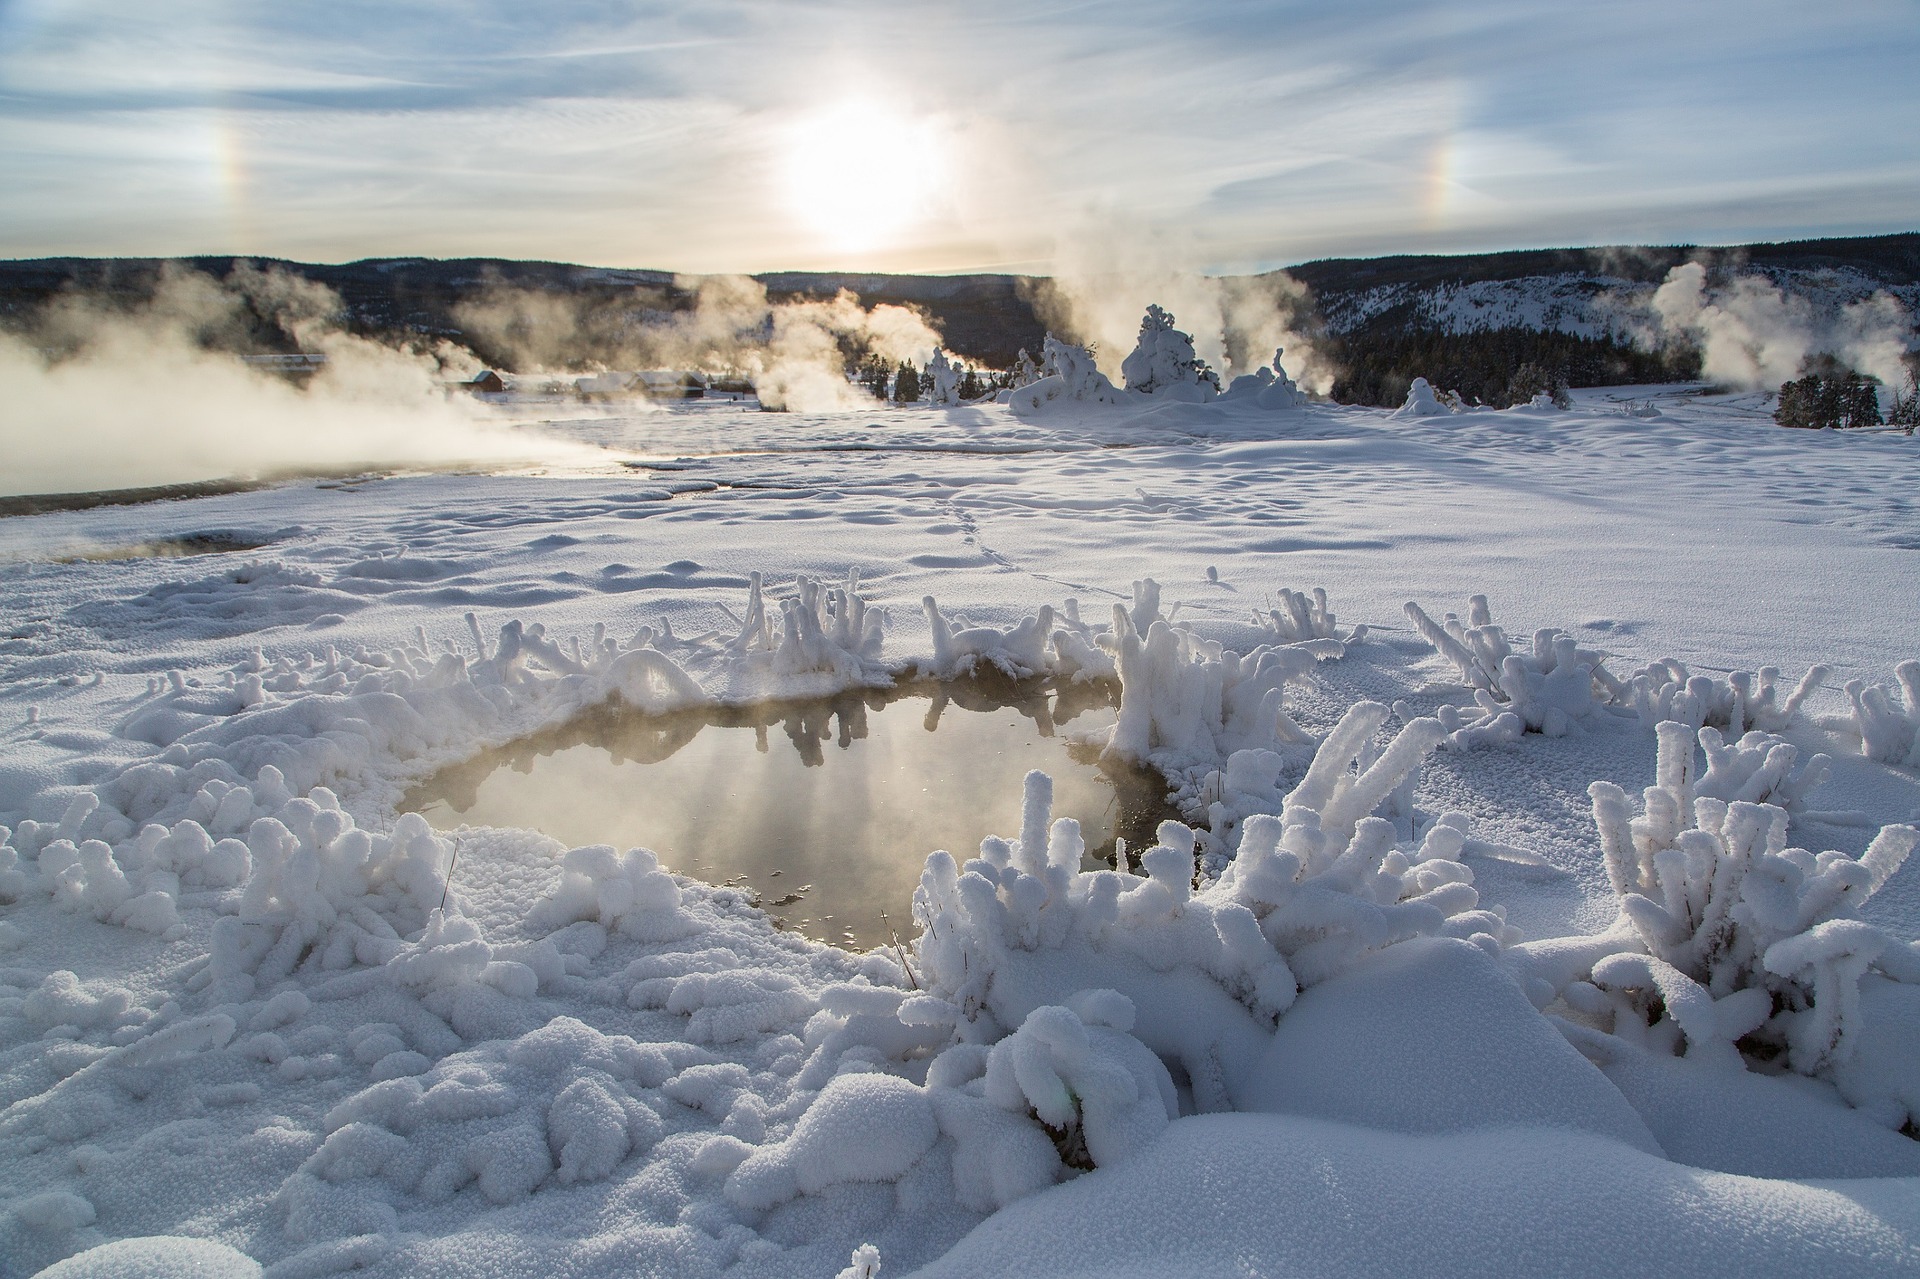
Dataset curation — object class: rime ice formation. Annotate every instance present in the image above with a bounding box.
[1262,586,1364,646]
[899,741,1514,1116]
[1100,605,1341,767]
[1219,348,1309,410]
[1403,595,1828,752]
[1119,305,1219,402]
[920,597,1056,680]
[1510,721,1920,1101]
[1404,595,1626,743]
[1847,660,1920,767]
[1622,658,1827,733]
[722,569,887,695]
[1010,349,1040,389]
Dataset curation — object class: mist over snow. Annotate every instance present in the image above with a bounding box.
[0,266,609,497]
[1635,263,1914,390]
[1026,232,1337,394]
[451,274,943,413]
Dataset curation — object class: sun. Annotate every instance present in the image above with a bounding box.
[780,99,942,255]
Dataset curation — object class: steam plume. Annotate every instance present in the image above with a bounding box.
[1024,230,1335,394]
[452,275,943,413]
[1634,262,1914,390]
[2,264,607,498]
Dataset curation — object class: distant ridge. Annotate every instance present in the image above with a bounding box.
[3,232,1914,395]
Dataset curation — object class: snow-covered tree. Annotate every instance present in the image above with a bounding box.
[925,349,962,406]
[1011,348,1041,389]
[1120,305,1218,400]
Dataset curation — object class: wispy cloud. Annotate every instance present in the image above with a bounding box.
[1,0,1915,271]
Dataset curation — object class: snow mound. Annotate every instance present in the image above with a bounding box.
[1393,377,1459,417]
[31,1236,262,1279]
[1241,935,1661,1153]
[1006,337,1123,414]
[910,1112,1920,1279]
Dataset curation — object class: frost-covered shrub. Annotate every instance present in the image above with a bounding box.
[526,844,695,943]
[1693,724,1832,816]
[1,768,462,995]
[1506,362,1571,409]
[1514,721,1919,1081]
[289,1016,673,1219]
[723,570,886,691]
[1007,336,1123,414]
[978,995,1175,1170]
[1120,305,1218,401]
[1845,661,1920,767]
[906,726,1511,1111]
[1010,348,1040,390]
[1100,605,1342,768]
[1404,596,1626,741]
[1262,586,1366,646]
[920,597,1057,680]
[1624,658,1826,734]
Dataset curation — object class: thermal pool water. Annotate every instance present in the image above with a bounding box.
[405,677,1174,948]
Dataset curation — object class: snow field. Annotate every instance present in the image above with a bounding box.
[1,386,1919,1276]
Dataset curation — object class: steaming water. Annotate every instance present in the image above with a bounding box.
[404,679,1175,949]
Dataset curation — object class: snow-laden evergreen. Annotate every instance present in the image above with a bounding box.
[1118,305,1218,402]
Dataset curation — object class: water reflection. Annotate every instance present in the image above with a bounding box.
[403,675,1174,950]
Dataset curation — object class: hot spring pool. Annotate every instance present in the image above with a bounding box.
[403,677,1175,949]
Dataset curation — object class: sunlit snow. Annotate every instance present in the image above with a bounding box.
[2,382,1919,1278]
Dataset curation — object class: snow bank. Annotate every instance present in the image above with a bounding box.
[910,1112,1920,1279]
[1242,936,1661,1152]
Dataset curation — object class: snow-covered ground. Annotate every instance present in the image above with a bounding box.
[4,386,1920,1277]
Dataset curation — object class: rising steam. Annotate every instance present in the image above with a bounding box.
[1,264,607,498]
[1629,262,1914,390]
[452,275,943,413]
[1025,231,1335,394]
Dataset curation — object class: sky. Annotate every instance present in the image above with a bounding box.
[1,0,1917,275]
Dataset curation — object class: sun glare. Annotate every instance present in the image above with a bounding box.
[781,99,942,255]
